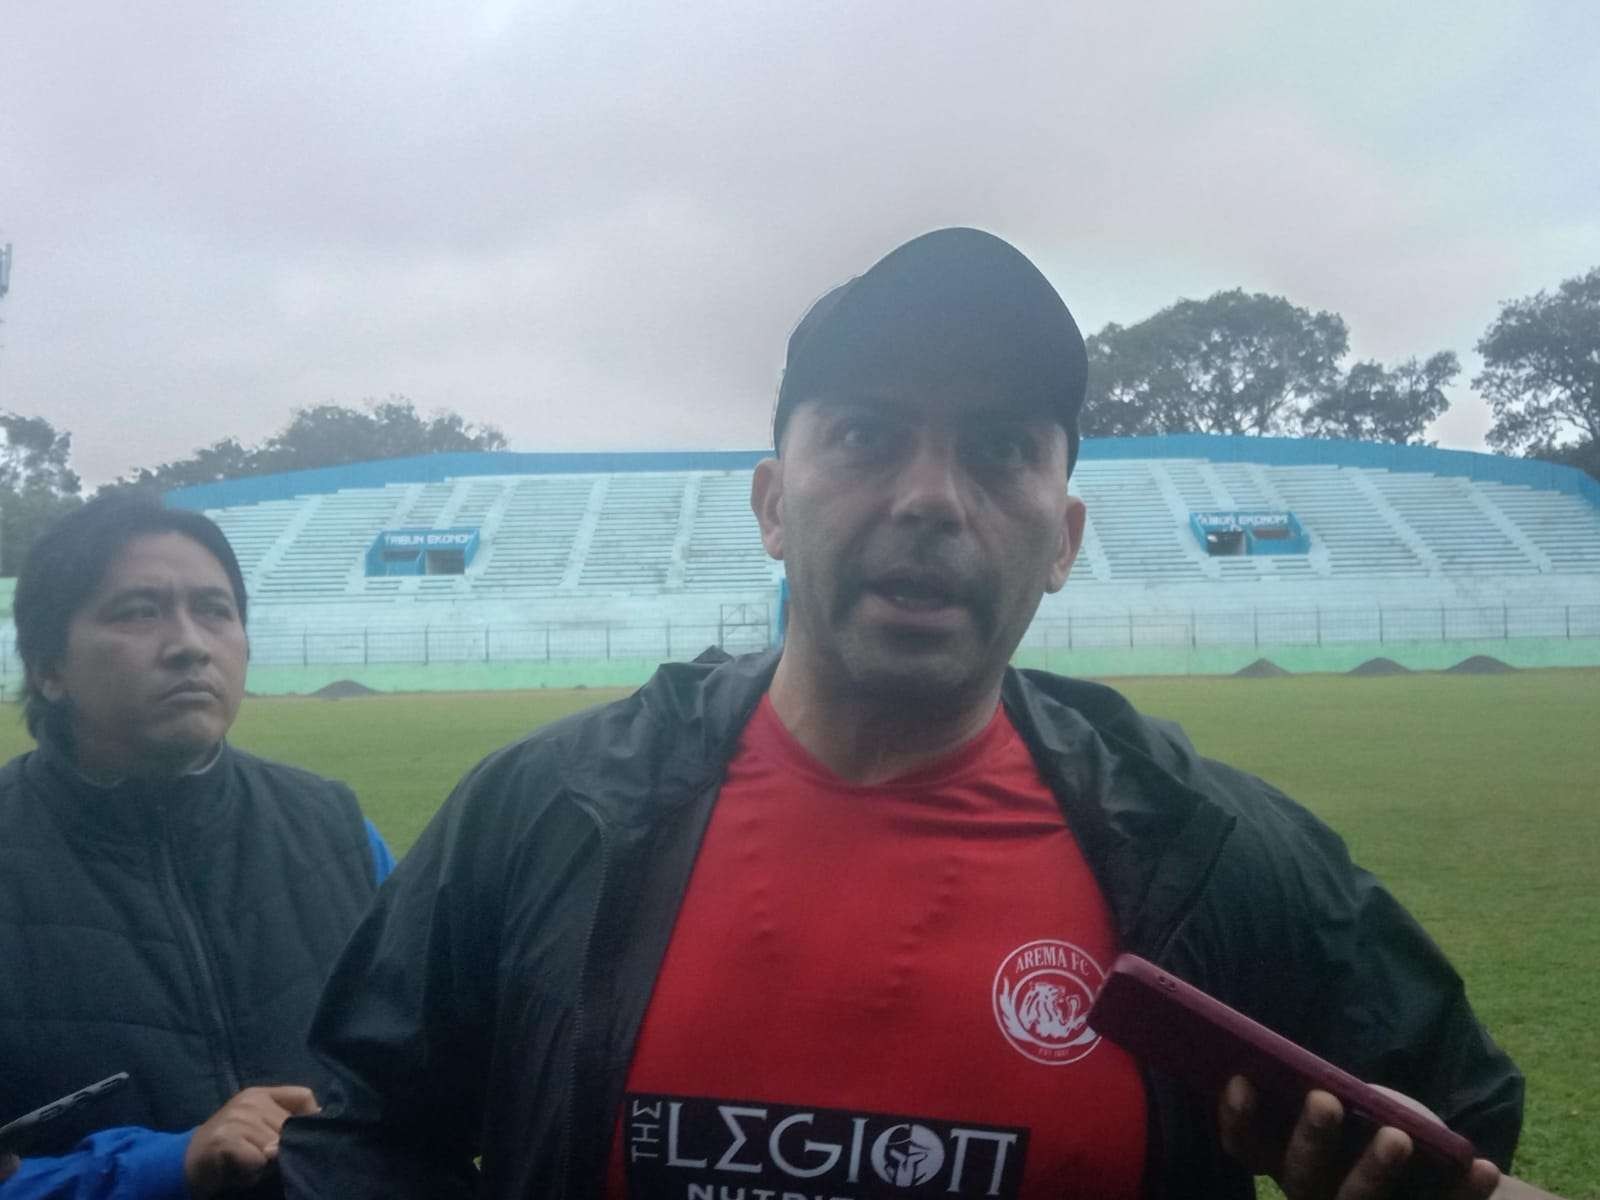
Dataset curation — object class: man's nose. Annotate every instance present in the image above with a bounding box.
[163,611,213,664]
[888,435,965,527]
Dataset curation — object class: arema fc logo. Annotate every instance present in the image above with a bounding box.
[992,939,1105,1065]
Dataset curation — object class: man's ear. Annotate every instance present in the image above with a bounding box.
[1045,495,1086,594]
[31,663,67,704]
[751,457,786,561]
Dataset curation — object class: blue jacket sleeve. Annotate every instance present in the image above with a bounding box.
[0,1128,190,1200]
[364,819,395,885]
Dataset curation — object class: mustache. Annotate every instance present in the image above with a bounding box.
[836,534,994,627]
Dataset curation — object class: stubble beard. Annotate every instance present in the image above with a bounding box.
[784,531,1006,717]
[813,588,1003,720]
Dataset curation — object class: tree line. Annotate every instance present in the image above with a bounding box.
[1086,265,1598,462]
[1084,289,1459,444]
[2,264,1596,575]
[0,399,506,575]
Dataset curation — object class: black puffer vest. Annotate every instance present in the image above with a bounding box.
[0,739,377,1155]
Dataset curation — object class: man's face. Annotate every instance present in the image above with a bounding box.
[37,531,247,777]
[753,384,1085,711]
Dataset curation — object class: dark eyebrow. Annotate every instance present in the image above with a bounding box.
[98,585,237,610]
[101,586,169,607]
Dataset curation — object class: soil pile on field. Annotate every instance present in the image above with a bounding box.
[1348,657,1412,676]
[1445,655,1516,674]
[1235,658,1291,678]
[311,679,379,699]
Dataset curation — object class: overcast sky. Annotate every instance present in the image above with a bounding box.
[1,1,1595,488]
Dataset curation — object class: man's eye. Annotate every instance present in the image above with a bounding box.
[971,429,1034,468]
[838,420,889,452]
[112,604,160,621]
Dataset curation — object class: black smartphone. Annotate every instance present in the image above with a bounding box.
[1087,954,1476,1177]
[0,1074,131,1155]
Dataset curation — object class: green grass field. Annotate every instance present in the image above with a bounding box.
[4,669,1595,1195]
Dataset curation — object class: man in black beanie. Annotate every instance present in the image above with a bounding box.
[282,229,1521,1200]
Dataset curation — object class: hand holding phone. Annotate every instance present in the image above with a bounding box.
[0,1074,131,1156]
[1086,955,1477,1179]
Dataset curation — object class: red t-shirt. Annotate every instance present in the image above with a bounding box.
[608,698,1146,1199]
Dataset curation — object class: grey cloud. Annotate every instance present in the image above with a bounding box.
[1,0,1596,484]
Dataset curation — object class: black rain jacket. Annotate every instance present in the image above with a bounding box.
[281,651,1522,1199]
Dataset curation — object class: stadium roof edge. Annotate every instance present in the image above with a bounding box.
[165,437,1600,512]
[165,449,771,511]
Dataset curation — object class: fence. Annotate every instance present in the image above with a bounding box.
[241,616,773,667]
[1019,603,1600,652]
[0,603,1595,676]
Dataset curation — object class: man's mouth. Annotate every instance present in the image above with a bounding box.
[160,680,218,702]
[865,574,967,615]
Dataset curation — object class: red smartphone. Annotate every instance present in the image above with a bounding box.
[1086,954,1476,1177]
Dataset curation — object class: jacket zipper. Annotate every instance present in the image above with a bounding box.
[156,807,243,1103]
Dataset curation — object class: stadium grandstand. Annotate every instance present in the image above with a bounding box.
[7,436,1597,692]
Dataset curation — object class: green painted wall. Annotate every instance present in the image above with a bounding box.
[1011,637,1600,677]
